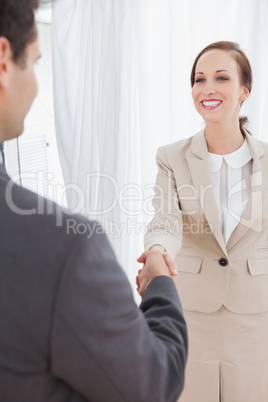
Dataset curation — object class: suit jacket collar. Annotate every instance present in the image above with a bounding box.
[0,162,8,178]
[227,131,266,251]
[190,128,265,159]
[186,129,228,256]
[191,128,208,159]
[186,128,266,256]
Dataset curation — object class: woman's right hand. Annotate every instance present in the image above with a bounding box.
[136,247,178,297]
[148,245,178,276]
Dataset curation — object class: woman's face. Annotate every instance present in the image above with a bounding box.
[191,49,249,125]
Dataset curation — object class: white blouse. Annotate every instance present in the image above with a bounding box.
[208,139,253,244]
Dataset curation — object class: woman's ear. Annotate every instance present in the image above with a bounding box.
[239,86,250,102]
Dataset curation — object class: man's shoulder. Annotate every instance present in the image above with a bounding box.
[0,168,103,244]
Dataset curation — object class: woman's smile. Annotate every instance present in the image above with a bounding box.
[201,99,222,110]
[191,49,249,125]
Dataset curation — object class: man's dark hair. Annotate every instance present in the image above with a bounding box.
[0,0,40,64]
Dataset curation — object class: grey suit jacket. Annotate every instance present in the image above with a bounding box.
[145,129,268,314]
[0,165,187,402]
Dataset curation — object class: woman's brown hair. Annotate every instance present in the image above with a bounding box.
[190,41,252,134]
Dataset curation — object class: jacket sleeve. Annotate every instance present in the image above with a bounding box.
[144,146,183,257]
[50,222,188,402]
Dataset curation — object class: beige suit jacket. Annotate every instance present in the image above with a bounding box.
[145,129,268,314]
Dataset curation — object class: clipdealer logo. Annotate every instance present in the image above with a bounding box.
[4,169,264,233]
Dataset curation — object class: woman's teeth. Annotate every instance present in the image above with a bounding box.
[202,101,221,107]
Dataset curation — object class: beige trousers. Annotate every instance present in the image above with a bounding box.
[179,307,268,402]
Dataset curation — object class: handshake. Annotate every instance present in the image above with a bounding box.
[136,246,178,298]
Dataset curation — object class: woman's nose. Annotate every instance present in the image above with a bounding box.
[202,85,216,96]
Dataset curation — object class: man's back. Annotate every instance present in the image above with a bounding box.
[0,165,86,400]
[0,165,187,402]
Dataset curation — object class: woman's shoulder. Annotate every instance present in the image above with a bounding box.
[159,129,204,156]
[246,133,268,156]
[255,137,268,150]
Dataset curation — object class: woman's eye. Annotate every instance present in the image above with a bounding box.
[195,78,204,83]
[218,76,228,81]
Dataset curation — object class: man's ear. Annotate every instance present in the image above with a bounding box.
[0,37,13,89]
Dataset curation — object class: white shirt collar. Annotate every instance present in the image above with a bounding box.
[208,139,253,172]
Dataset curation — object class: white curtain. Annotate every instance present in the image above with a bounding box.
[52,0,268,294]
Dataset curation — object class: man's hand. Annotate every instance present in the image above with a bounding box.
[136,250,178,298]
[138,247,178,276]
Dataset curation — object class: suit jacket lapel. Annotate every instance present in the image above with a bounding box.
[227,133,267,251]
[186,129,228,257]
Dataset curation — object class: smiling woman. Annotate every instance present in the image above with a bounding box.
[144,41,268,402]
[191,41,252,153]
[51,0,268,301]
